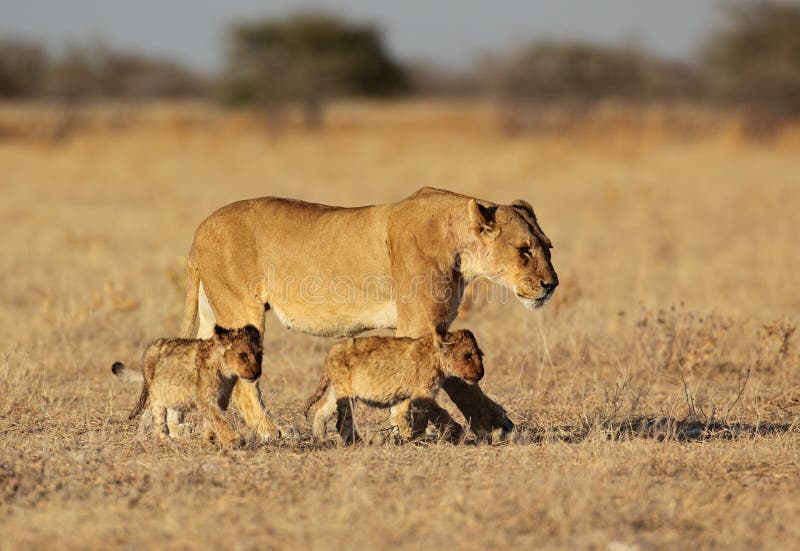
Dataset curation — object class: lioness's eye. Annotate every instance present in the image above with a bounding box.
[239,352,249,361]
[518,246,531,256]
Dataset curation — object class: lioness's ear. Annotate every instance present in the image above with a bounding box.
[468,199,496,237]
[512,199,537,221]
[512,199,552,248]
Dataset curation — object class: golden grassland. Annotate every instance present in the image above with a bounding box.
[1,101,799,550]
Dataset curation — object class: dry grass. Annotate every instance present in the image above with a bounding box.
[1,100,799,550]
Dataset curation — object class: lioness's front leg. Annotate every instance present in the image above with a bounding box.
[409,397,464,443]
[442,377,513,442]
[395,303,513,443]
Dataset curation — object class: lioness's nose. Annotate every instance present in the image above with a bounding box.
[541,280,558,292]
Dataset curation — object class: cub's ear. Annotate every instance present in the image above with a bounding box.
[213,325,231,338]
[468,199,497,238]
[243,324,261,340]
[243,324,263,348]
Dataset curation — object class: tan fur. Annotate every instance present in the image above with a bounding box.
[305,330,484,444]
[180,187,557,441]
[112,325,263,448]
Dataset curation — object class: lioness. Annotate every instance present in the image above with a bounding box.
[180,187,557,441]
[305,329,484,444]
[112,324,263,447]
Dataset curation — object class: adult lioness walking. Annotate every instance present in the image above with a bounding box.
[179,187,557,441]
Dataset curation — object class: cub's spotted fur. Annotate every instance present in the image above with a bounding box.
[112,325,262,448]
[305,329,484,444]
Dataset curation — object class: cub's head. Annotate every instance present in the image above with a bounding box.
[213,324,263,382]
[438,329,484,384]
[465,198,558,309]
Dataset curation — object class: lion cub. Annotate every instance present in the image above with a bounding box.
[305,329,484,444]
[111,325,263,448]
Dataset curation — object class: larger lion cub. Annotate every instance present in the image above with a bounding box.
[305,329,484,444]
[112,325,263,448]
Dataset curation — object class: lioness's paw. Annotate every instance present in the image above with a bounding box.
[491,425,514,444]
[258,426,294,443]
[469,401,514,443]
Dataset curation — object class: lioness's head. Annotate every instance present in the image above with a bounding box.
[464,198,558,309]
[439,329,484,383]
[214,324,263,382]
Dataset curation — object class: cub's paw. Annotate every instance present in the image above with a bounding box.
[167,422,194,438]
[277,422,301,442]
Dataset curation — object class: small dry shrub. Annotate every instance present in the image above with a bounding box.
[635,304,733,376]
[753,319,796,372]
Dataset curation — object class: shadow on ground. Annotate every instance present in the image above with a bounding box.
[511,416,799,445]
[106,414,798,450]
[257,416,798,449]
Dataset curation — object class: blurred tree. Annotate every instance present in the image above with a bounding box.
[0,36,48,97]
[702,2,800,118]
[222,12,408,128]
[483,40,699,103]
[45,42,205,100]
[404,61,482,97]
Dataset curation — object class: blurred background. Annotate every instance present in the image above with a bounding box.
[1,0,800,135]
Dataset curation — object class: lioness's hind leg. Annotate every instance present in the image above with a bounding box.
[200,281,297,441]
[312,387,337,442]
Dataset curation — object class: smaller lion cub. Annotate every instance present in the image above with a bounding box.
[112,325,263,448]
[305,329,484,444]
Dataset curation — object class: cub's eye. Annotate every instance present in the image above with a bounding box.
[463,353,472,361]
[239,352,249,362]
[518,246,531,256]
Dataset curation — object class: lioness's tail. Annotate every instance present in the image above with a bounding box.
[111,362,148,420]
[304,373,331,419]
[179,244,200,339]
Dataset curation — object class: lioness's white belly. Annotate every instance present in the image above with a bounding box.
[270,300,398,338]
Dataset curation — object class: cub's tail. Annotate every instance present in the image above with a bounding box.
[111,361,148,420]
[111,361,144,383]
[304,373,331,420]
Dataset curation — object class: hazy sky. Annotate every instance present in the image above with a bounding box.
[1,1,725,71]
